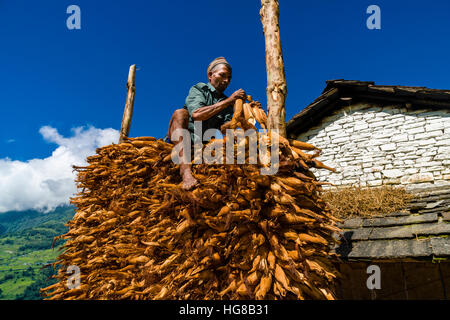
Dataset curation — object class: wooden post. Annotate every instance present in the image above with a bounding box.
[119,64,136,143]
[260,0,287,137]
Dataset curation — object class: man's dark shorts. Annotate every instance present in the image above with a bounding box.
[163,135,173,144]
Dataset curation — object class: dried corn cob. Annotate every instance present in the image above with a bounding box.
[41,95,340,300]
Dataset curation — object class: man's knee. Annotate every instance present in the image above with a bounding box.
[171,109,189,130]
[173,108,189,121]
[168,108,189,140]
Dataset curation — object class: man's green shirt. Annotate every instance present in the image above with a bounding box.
[184,82,233,144]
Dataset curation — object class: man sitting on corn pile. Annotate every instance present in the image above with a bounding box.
[165,57,246,190]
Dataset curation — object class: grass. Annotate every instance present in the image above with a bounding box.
[0,206,73,299]
[321,185,412,219]
[0,277,35,299]
[0,241,62,299]
[0,238,61,270]
[0,237,21,261]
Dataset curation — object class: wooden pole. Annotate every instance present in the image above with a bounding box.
[260,0,287,137]
[119,64,136,143]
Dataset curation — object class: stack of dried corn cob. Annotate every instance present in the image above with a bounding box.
[41,97,341,300]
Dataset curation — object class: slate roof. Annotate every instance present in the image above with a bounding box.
[334,186,450,261]
[286,79,450,138]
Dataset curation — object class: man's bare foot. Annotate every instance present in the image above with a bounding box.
[180,163,199,190]
[182,172,198,190]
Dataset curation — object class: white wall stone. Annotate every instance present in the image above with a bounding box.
[295,103,450,189]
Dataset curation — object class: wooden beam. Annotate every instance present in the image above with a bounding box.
[260,0,287,137]
[119,64,136,143]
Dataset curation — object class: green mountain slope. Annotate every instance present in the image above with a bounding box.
[0,206,74,300]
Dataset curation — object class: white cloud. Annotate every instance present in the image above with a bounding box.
[0,125,119,213]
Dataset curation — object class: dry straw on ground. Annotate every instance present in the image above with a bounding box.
[41,98,342,300]
[321,186,412,219]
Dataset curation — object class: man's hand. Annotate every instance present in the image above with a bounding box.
[229,89,246,102]
[192,89,246,122]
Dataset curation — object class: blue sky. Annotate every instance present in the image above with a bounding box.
[1,1,450,211]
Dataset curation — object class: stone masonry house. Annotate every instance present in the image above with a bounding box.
[286,80,450,299]
[286,79,450,190]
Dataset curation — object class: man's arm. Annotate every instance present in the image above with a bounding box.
[192,89,246,121]
[192,98,234,121]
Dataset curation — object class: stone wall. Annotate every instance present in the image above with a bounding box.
[295,103,450,190]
